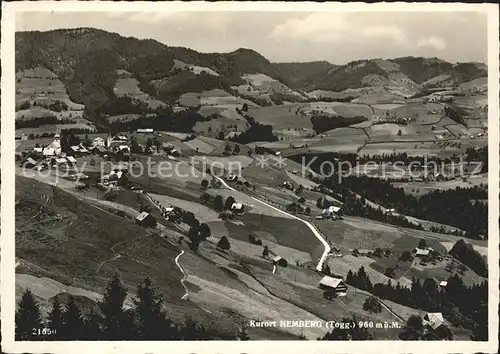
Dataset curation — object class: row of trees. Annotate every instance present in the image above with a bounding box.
[324,175,487,238]
[292,150,487,175]
[16,275,234,340]
[19,99,69,112]
[310,115,367,134]
[103,102,212,134]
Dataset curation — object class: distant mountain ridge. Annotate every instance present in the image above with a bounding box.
[15,27,487,120]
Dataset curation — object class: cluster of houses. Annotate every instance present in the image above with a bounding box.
[18,133,133,170]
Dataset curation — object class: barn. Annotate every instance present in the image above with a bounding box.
[135,212,157,228]
[318,276,347,295]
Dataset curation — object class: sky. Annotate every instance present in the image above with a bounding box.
[16,11,488,65]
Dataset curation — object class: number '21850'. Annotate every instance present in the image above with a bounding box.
[32,327,57,336]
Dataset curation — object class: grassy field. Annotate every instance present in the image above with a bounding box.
[16,66,84,110]
[172,59,220,76]
[247,104,313,130]
[15,176,307,339]
[225,213,324,261]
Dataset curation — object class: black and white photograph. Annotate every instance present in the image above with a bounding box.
[1,1,499,353]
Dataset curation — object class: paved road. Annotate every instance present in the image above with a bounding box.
[175,250,189,300]
[214,176,331,272]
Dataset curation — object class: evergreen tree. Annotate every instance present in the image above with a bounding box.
[15,289,43,340]
[217,236,231,251]
[346,270,354,284]
[233,144,241,154]
[46,297,64,340]
[62,296,85,340]
[262,245,269,258]
[199,223,211,240]
[322,264,331,276]
[418,238,427,249]
[180,318,202,340]
[99,274,131,339]
[134,277,174,339]
[237,326,250,340]
[213,195,224,212]
[84,308,102,340]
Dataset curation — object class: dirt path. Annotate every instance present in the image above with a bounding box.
[95,235,148,274]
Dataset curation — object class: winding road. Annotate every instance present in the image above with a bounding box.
[175,250,189,300]
[214,176,331,272]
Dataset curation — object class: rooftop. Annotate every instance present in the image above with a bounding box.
[319,276,344,288]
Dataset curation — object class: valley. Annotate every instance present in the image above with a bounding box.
[11,26,489,342]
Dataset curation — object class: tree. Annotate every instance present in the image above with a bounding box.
[201,179,209,189]
[434,324,453,340]
[400,251,412,262]
[16,289,43,340]
[145,138,153,154]
[99,274,131,339]
[217,236,231,251]
[200,193,211,204]
[130,136,141,154]
[199,223,211,240]
[373,248,383,257]
[134,277,174,339]
[346,270,354,284]
[262,245,269,258]
[224,143,232,155]
[399,315,424,340]
[62,296,85,339]
[224,196,236,210]
[305,206,311,215]
[84,308,102,339]
[363,296,382,313]
[418,239,427,249]
[213,195,224,212]
[422,278,438,296]
[397,129,402,136]
[322,264,331,276]
[233,144,241,154]
[47,297,65,340]
[188,225,200,243]
[242,103,249,112]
